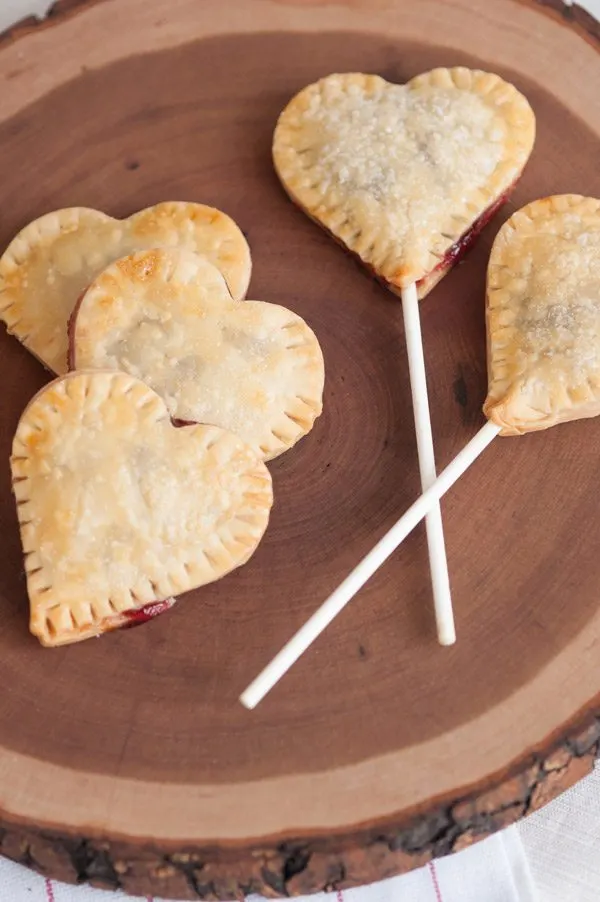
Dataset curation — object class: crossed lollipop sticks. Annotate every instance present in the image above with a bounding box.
[241,192,600,708]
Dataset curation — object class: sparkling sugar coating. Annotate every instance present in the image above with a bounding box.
[273,69,535,292]
[305,84,499,208]
[485,195,600,434]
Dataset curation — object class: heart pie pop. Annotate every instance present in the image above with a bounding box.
[273,68,535,297]
[11,371,273,647]
[484,194,600,434]
[0,202,251,375]
[70,248,325,460]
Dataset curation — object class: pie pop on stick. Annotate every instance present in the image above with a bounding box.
[241,194,600,708]
[272,67,535,645]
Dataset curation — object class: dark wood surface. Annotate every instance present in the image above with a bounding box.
[0,0,598,897]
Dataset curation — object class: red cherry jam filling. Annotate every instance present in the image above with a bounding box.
[417,185,515,287]
[122,597,176,629]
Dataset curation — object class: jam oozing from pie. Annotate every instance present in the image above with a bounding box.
[315,182,518,298]
[417,183,516,288]
[121,598,176,628]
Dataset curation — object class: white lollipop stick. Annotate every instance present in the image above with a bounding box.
[401,282,455,646]
[240,419,501,709]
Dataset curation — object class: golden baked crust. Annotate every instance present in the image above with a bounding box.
[0,202,251,375]
[273,68,535,296]
[484,195,600,435]
[11,371,273,647]
[71,249,324,460]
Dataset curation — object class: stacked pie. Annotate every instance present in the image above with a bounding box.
[1,202,325,645]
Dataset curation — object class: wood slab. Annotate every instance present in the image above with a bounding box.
[0,0,599,897]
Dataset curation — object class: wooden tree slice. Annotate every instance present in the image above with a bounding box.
[0,0,599,897]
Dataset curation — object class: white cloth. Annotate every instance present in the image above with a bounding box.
[520,764,600,902]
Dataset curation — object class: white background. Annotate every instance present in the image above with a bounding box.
[1,0,52,30]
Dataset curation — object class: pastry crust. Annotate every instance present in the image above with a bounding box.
[273,68,535,296]
[71,249,324,460]
[0,202,251,375]
[11,371,273,647]
[484,195,600,435]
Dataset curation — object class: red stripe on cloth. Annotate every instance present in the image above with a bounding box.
[336,890,344,902]
[428,860,443,902]
[45,878,56,902]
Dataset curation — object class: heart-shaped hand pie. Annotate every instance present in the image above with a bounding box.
[0,202,251,375]
[484,194,600,435]
[70,248,325,460]
[11,371,272,647]
[273,68,535,297]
